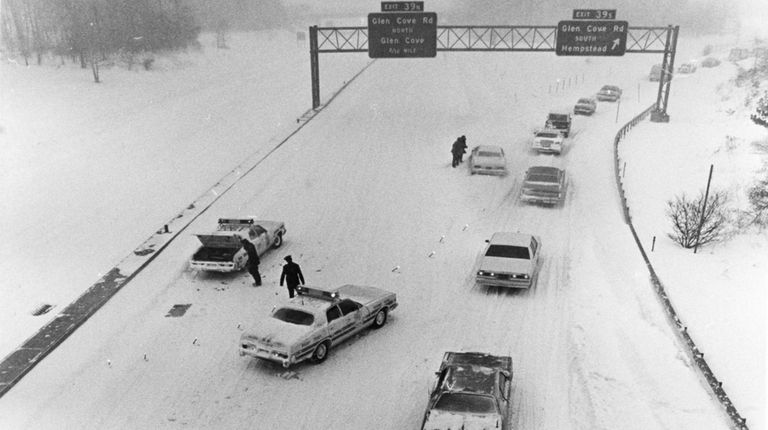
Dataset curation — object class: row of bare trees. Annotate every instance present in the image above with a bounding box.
[1,0,199,80]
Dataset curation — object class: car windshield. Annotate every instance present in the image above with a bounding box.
[477,151,501,157]
[548,114,567,121]
[578,98,592,104]
[601,86,619,92]
[485,245,530,259]
[433,393,498,414]
[272,308,314,326]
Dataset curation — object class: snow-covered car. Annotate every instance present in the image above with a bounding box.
[531,128,564,155]
[476,232,540,289]
[190,218,285,272]
[469,145,507,176]
[596,84,622,102]
[544,112,571,137]
[421,351,513,430]
[239,285,397,368]
[573,97,597,116]
[677,62,697,74]
[520,166,567,206]
[701,57,721,68]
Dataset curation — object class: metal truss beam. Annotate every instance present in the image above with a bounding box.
[316,25,670,53]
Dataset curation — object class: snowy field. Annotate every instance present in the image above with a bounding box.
[0,29,764,429]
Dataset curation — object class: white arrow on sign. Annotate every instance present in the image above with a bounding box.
[612,38,620,50]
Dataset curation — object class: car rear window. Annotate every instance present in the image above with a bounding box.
[578,99,592,104]
[537,132,559,138]
[526,173,559,183]
[477,151,501,157]
[485,245,530,259]
[434,393,497,414]
[273,308,314,326]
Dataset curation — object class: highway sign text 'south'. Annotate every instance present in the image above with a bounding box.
[368,12,437,58]
[556,20,628,56]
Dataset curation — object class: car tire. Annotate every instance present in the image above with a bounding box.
[372,309,388,329]
[272,233,283,248]
[312,341,330,364]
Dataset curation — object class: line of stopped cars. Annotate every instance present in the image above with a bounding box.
[188,85,618,426]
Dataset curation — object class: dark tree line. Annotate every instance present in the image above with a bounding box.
[1,0,200,72]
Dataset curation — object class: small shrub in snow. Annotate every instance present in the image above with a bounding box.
[750,91,768,129]
[666,190,729,248]
[746,169,768,227]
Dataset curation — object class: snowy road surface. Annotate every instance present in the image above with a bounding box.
[0,49,728,428]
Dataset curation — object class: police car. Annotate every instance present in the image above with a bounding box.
[239,285,398,368]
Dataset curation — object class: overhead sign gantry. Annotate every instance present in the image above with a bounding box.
[308,4,679,122]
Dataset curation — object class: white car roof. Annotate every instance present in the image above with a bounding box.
[489,232,534,246]
[474,145,503,153]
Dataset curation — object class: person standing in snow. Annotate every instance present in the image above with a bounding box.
[451,136,466,168]
[241,238,261,286]
[457,135,468,163]
[280,255,305,298]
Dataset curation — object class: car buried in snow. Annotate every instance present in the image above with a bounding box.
[239,285,397,368]
[531,128,565,155]
[596,84,622,102]
[574,97,597,116]
[476,232,540,289]
[677,62,697,74]
[520,166,567,206]
[189,217,285,272]
[468,145,508,176]
[421,351,513,430]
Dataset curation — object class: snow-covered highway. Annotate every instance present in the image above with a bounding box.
[0,40,729,429]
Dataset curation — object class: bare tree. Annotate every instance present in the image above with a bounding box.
[666,190,729,248]
[747,169,768,227]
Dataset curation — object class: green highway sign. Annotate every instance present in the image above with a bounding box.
[556,20,628,56]
[368,12,437,58]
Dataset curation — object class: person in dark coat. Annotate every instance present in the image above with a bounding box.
[279,255,305,298]
[457,135,468,162]
[241,238,261,286]
[451,135,468,167]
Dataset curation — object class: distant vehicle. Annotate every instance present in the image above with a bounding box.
[190,218,285,272]
[573,97,597,116]
[469,145,508,176]
[476,232,541,289]
[544,112,572,137]
[531,128,564,155]
[728,48,750,62]
[596,84,622,102]
[520,166,567,206]
[239,285,397,368]
[701,57,721,68]
[677,62,697,74]
[421,351,513,430]
[649,64,663,81]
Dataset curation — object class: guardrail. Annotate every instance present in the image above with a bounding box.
[613,105,749,430]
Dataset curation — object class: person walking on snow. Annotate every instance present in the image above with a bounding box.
[241,238,261,286]
[280,255,305,298]
[451,135,467,167]
[457,135,467,162]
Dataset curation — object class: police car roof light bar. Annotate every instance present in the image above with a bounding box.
[296,286,339,301]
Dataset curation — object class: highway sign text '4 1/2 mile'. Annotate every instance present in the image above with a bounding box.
[556,20,628,56]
